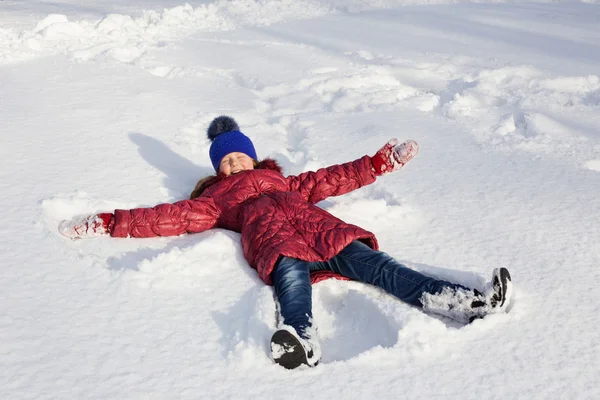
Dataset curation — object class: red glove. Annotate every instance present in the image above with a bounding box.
[58,213,114,239]
[371,138,419,176]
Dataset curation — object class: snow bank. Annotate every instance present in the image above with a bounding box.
[0,1,332,65]
[2,0,596,65]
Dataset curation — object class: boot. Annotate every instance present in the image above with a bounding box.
[420,268,513,323]
[270,326,321,369]
[486,267,512,311]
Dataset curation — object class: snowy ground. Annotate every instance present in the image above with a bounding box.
[2,0,600,399]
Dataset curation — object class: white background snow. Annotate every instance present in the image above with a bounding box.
[2,0,600,398]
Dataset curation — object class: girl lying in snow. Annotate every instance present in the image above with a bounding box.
[59,116,513,370]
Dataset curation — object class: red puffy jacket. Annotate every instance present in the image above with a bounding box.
[111,156,379,284]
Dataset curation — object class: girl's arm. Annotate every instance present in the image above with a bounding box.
[287,139,418,204]
[286,155,377,204]
[111,196,221,238]
[59,196,221,239]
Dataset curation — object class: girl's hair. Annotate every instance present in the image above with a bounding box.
[190,175,215,199]
[190,160,259,199]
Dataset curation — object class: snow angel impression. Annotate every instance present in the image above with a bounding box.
[59,116,513,370]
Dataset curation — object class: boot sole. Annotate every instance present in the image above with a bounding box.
[496,268,512,308]
[270,330,308,370]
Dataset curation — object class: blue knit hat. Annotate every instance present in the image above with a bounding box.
[207,116,257,172]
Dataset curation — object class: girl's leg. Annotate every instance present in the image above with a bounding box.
[271,256,321,369]
[313,241,512,323]
[272,256,313,337]
[315,240,470,308]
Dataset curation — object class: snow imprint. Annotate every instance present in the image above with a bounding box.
[437,67,600,157]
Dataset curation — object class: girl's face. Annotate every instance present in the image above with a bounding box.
[218,152,255,176]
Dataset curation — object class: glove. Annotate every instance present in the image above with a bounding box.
[58,213,114,239]
[371,138,419,176]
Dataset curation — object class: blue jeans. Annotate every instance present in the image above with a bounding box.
[273,240,470,337]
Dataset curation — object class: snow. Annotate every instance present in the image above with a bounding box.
[2,0,600,398]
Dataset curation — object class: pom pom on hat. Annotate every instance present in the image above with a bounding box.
[207,116,240,141]
[207,116,257,172]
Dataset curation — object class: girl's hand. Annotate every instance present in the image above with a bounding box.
[58,213,114,239]
[371,139,419,176]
